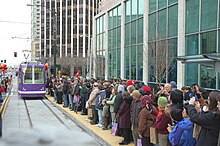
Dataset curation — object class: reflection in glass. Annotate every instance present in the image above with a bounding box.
[185,0,199,34]
[200,65,216,89]
[186,35,198,55]
[185,64,198,86]
[158,9,167,38]
[125,0,131,22]
[200,31,217,54]
[201,0,217,31]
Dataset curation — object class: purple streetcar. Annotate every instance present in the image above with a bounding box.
[18,62,47,98]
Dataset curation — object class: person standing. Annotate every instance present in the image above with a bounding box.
[0,111,2,137]
[155,96,172,146]
[117,91,133,145]
[80,79,88,115]
[185,91,220,146]
[130,90,142,146]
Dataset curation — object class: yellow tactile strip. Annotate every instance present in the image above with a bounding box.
[0,94,10,119]
[45,95,134,146]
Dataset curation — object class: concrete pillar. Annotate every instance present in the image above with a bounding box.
[143,0,149,84]
[120,1,125,79]
[177,0,186,88]
[105,13,109,80]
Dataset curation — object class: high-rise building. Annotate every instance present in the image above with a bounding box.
[30,0,41,61]
[36,0,100,76]
[93,0,220,90]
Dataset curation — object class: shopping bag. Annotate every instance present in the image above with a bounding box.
[150,126,158,144]
[73,95,80,103]
[111,122,118,136]
[193,123,201,138]
[137,139,142,146]
[87,108,92,118]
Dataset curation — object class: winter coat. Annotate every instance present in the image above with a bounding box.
[95,90,106,110]
[74,84,80,95]
[218,131,220,146]
[114,92,122,114]
[155,109,172,134]
[186,105,220,146]
[138,108,156,138]
[56,83,63,92]
[88,87,99,106]
[130,99,142,129]
[106,94,116,113]
[117,97,132,129]
[80,83,88,99]
[168,118,196,146]
[62,81,69,94]
[105,87,112,99]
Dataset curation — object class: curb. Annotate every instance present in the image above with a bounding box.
[0,93,10,119]
[45,95,111,146]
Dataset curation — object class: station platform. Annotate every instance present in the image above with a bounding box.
[45,95,134,146]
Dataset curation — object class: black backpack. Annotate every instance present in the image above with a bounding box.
[62,81,69,94]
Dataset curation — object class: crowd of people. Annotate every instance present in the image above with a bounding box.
[46,75,220,146]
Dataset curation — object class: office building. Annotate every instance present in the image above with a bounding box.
[36,0,100,76]
[93,0,220,89]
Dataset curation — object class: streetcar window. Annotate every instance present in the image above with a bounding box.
[34,68,44,84]
[23,67,32,84]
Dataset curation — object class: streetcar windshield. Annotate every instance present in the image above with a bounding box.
[23,67,32,84]
[22,67,44,84]
[34,68,44,84]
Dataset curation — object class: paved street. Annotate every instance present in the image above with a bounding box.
[1,77,100,146]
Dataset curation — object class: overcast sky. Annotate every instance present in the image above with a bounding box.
[0,0,32,66]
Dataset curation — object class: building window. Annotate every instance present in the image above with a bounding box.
[185,0,199,34]
[201,0,217,31]
[186,34,199,55]
[200,31,217,54]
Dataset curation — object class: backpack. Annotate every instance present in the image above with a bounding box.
[62,81,69,94]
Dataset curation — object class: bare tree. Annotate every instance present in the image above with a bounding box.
[147,39,176,86]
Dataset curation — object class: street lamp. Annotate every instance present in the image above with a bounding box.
[27,3,57,76]
[22,50,31,63]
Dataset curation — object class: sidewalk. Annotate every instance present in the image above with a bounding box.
[45,95,134,146]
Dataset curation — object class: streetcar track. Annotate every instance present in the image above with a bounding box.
[23,98,33,128]
[41,99,70,129]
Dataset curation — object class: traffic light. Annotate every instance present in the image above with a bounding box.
[4,60,6,63]
[14,52,17,57]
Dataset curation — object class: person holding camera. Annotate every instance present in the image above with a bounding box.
[185,91,220,146]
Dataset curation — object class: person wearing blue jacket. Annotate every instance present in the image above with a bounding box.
[167,108,196,146]
[95,85,106,128]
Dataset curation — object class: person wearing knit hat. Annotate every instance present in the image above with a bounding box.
[168,108,196,146]
[131,90,141,99]
[142,86,151,94]
[156,96,172,146]
[139,86,151,96]
[126,80,133,86]
[157,96,168,108]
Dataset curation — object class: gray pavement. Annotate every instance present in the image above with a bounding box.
[1,77,101,146]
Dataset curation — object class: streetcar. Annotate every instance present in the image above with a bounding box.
[18,61,47,98]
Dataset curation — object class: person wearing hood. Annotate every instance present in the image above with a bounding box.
[138,95,158,146]
[167,108,196,146]
[117,91,133,145]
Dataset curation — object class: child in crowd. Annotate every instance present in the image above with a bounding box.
[167,108,196,146]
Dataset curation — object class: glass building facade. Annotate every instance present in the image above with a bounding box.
[93,0,220,90]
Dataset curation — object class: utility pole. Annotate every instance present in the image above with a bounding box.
[53,11,57,77]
